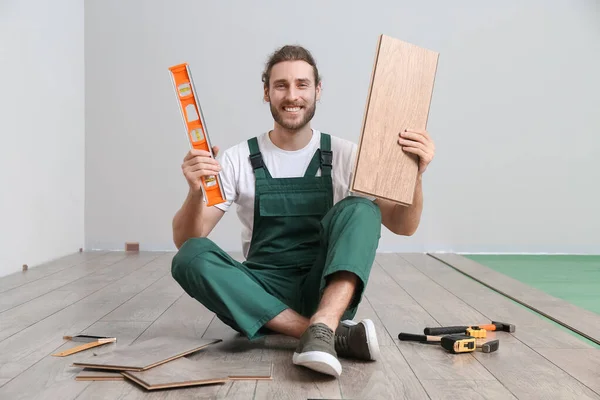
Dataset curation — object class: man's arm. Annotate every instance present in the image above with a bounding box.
[172,146,227,249]
[172,190,225,248]
[375,174,423,236]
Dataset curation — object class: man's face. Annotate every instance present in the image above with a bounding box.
[264,60,321,131]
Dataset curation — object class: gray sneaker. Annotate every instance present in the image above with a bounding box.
[334,319,380,361]
[292,323,342,377]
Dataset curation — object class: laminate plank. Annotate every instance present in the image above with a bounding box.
[472,342,600,399]
[0,252,169,385]
[136,291,215,341]
[76,370,125,381]
[0,252,127,313]
[420,380,518,400]
[402,253,595,350]
[352,34,439,205]
[200,316,262,400]
[79,289,226,400]
[0,251,108,293]
[535,349,600,395]
[0,252,161,342]
[429,253,600,346]
[352,294,395,346]
[73,336,221,371]
[100,274,183,323]
[77,382,223,400]
[338,345,428,399]
[254,344,342,400]
[359,261,495,385]
[0,321,151,400]
[399,253,600,398]
[376,253,518,345]
[122,356,271,390]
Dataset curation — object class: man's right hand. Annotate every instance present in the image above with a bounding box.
[181,146,221,194]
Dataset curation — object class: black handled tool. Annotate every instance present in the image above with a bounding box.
[398,332,499,354]
[424,320,515,336]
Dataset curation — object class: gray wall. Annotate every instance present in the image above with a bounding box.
[0,0,84,277]
[84,0,600,254]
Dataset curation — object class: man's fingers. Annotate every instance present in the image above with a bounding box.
[401,146,427,159]
[400,130,429,143]
[183,155,220,168]
[184,149,212,161]
[404,128,430,138]
[398,137,426,151]
[184,161,221,173]
[212,146,220,156]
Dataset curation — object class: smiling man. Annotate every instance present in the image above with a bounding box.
[171,45,435,377]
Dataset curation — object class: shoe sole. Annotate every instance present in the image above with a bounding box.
[292,350,342,377]
[341,318,381,361]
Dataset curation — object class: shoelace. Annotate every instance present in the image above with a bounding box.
[311,324,334,343]
[334,334,349,351]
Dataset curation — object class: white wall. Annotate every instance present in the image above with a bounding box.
[0,1,85,277]
[84,0,600,254]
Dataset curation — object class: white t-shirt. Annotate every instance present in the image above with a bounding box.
[214,129,371,257]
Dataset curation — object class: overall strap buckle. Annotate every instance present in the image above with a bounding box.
[249,153,264,170]
[320,150,333,168]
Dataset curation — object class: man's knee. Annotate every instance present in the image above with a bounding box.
[324,196,382,233]
[171,237,220,285]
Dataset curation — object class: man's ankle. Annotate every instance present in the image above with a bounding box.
[309,315,339,333]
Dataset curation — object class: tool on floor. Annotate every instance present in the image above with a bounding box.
[168,62,225,207]
[398,332,500,354]
[52,334,116,357]
[423,320,515,336]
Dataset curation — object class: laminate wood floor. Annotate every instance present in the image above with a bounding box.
[0,251,598,399]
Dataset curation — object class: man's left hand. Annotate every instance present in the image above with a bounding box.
[398,129,435,174]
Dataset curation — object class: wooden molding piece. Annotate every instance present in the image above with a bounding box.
[121,357,272,390]
[351,34,439,205]
[72,336,221,371]
[125,242,139,252]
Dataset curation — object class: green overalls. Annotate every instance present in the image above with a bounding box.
[172,133,382,340]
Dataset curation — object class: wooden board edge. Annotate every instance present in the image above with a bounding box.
[71,338,222,371]
[71,363,143,371]
[121,371,228,391]
[350,186,411,206]
[351,33,382,196]
[426,252,600,346]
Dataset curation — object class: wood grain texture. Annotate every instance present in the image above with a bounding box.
[402,253,595,350]
[352,34,438,205]
[420,380,519,400]
[400,253,600,398]
[0,321,150,400]
[1,250,597,399]
[122,357,271,390]
[0,252,167,386]
[0,251,108,294]
[429,253,600,346]
[73,336,222,371]
[535,348,600,395]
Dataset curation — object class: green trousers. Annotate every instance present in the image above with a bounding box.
[171,196,382,340]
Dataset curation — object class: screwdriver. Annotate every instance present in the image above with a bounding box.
[398,332,500,354]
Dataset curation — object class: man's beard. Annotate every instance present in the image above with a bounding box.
[269,98,317,131]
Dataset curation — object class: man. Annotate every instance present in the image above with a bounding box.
[171,45,435,377]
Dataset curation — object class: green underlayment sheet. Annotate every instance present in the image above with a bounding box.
[463,254,600,348]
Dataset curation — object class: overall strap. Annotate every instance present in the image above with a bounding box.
[247,137,271,179]
[304,133,332,177]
